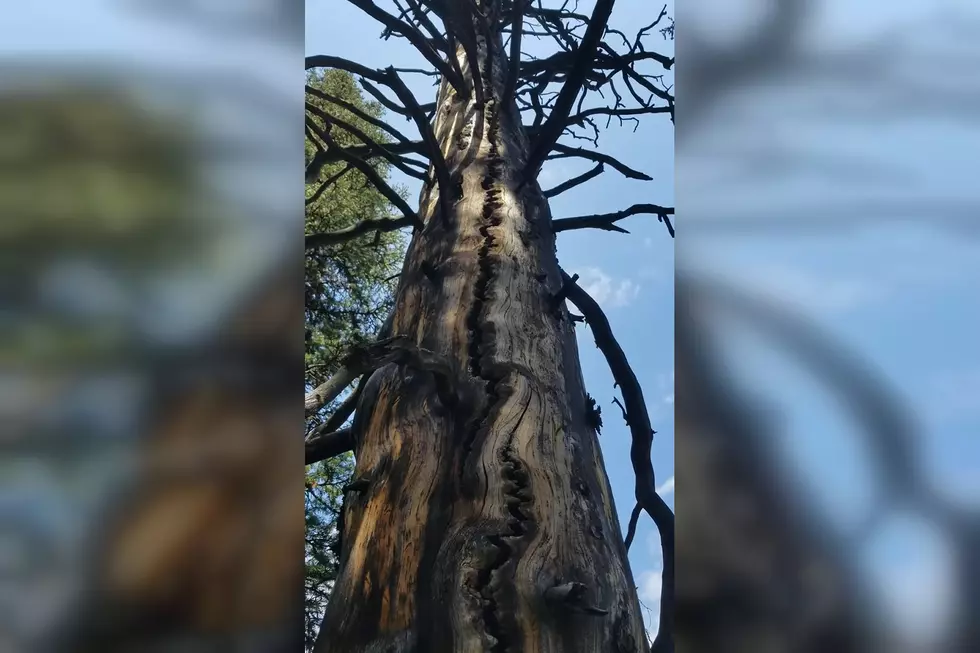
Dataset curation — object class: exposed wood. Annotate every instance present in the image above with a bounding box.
[316,23,649,653]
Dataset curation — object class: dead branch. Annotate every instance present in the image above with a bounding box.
[306,84,414,145]
[382,67,454,227]
[306,163,353,207]
[553,203,674,236]
[543,161,603,198]
[347,0,466,93]
[522,0,616,180]
[561,268,674,653]
[309,102,426,180]
[306,215,413,250]
[305,336,451,416]
[306,426,355,465]
[314,125,423,230]
[548,143,653,180]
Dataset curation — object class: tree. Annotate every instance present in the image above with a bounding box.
[304,68,407,650]
[305,2,675,652]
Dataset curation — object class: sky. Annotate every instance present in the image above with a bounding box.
[680,0,980,644]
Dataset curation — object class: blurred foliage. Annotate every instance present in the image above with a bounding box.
[0,80,214,367]
[0,82,206,265]
[303,68,406,650]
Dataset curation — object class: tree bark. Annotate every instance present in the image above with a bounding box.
[316,18,650,653]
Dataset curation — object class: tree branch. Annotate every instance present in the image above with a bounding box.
[308,102,426,180]
[306,84,414,145]
[549,143,652,180]
[317,127,423,230]
[503,0,525,108]
[543,161,604,198]
[553,203,674,236]
[306,163,353,207]
[346,0,466,93]
[305,335,456,417]
[383,67,454,227]
[306,426,355,465]
[306,216,413,250]
[561,268,674,653]
[522,0,616,179]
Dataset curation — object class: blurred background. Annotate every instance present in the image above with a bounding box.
[0,0,303,650]
[4,0,980,651]
[677,0,980,651]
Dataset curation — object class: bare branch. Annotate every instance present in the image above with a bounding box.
[549,143,652,180]
[383,67,454,227]
[624,502,642,551]
[306,216,413,250]
[306,163,353,207]
[316,126,423,230]
[543,161,603,198]
[308,102,426,180]
[553,203,674,236]
[305,335,448,416]
[306,84,414,145]
[346,0,466,93]
[523,0,616,179]
[561,268,674,653]
[503,0,526,108]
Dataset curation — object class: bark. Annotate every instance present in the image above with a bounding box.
[315,14,649,653]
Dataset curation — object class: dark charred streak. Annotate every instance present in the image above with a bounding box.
[420,260,442,285]
[461,31,535,653]
[461,66,505,485]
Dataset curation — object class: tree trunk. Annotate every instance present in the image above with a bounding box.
[316,21,649,653]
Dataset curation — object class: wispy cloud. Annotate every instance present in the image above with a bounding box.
[656,475,674,497]
[637,569,663,637]
[571,266,641,308]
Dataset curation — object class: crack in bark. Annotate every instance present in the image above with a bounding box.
[477,395,534,653]
[462,28,534,652]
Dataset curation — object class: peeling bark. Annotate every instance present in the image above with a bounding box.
[316,16,649,653]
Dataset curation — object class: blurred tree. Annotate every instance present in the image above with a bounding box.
[303,67,406,651]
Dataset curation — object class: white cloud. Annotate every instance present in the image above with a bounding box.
[656,475,674,497]
[638,569,662,603]
[572,266,641,308]
[637,569,663,637]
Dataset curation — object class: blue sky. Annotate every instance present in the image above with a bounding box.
[681,0,980,643]
[306,0,675,635]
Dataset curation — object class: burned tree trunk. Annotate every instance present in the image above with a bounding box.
[316,19,650,653]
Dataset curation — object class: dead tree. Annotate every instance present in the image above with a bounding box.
[305,2,674,651]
